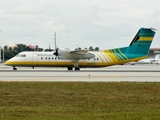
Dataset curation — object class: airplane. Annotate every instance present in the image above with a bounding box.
[138,58,155,64]
[138,57,155,64]
[152,54,160,64]
[129,54,160,64]
[4,27,156,70]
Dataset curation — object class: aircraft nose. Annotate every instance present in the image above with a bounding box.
[4,61,9,65]
[4,60,12,66]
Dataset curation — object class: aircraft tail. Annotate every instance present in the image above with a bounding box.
[125,28,156,55]
[106,28,156,62]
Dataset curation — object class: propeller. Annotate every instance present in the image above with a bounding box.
[53,48,59,56]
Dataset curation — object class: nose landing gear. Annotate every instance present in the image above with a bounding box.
[13,67,17,70]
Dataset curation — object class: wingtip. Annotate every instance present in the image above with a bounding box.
[150,27,157,31]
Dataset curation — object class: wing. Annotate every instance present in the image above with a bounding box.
[70,49,88,54]
[54,48,95,59]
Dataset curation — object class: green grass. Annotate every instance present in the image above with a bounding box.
[0,82,160,120]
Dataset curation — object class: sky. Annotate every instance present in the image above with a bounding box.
[0,0,160,50]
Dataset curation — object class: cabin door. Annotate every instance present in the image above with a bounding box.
[32,53,38,65]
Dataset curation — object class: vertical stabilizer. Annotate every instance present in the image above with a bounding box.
[125,28,156,55]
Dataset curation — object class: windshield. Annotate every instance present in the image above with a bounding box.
[16,54,26,57]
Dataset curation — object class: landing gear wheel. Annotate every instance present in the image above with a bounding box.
[68,67,73,70]
[75,67,80,71]
[13,67,17,70]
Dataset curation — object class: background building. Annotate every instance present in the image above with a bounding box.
[149,48,160,57]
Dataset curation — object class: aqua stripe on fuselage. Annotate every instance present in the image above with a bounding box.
[115,49,127,60]
[109,49,121,61]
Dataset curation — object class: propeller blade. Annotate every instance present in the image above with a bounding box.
[53,48,59,56]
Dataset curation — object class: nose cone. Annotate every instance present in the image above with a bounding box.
[4,60,12,66]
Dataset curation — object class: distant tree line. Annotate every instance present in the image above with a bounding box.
[0,44,43,61]
[0,44,100,61]
[88,46,99,51]
[75,46,99,51]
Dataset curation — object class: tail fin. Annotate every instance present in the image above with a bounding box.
[125,28,156,55]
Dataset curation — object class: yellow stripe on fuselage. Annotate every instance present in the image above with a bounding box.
[104,52,113,62]
[5,61,111,67]
[100,51,112,62]
[99,51,110,62]
[103,50,120,63]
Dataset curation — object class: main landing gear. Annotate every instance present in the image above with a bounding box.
[75,67,80,70]
[68,67,73,70]
[67,67,80,71]
[68,60,80,71]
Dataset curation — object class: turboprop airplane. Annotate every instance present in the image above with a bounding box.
[5,28,156,70]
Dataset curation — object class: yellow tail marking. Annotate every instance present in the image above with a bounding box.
[139,37,153,41]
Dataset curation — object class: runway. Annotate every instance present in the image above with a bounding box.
[0,63,160,82]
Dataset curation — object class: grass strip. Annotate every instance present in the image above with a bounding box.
[0,82,160,120]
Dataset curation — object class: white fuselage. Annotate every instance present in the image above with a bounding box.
[5,51,115,68]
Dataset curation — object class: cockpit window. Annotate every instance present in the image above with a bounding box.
[16,54,20,57]
[16,54,26,57]
[21,54,26,57]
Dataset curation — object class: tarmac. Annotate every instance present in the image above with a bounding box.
[0,63,160,82]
